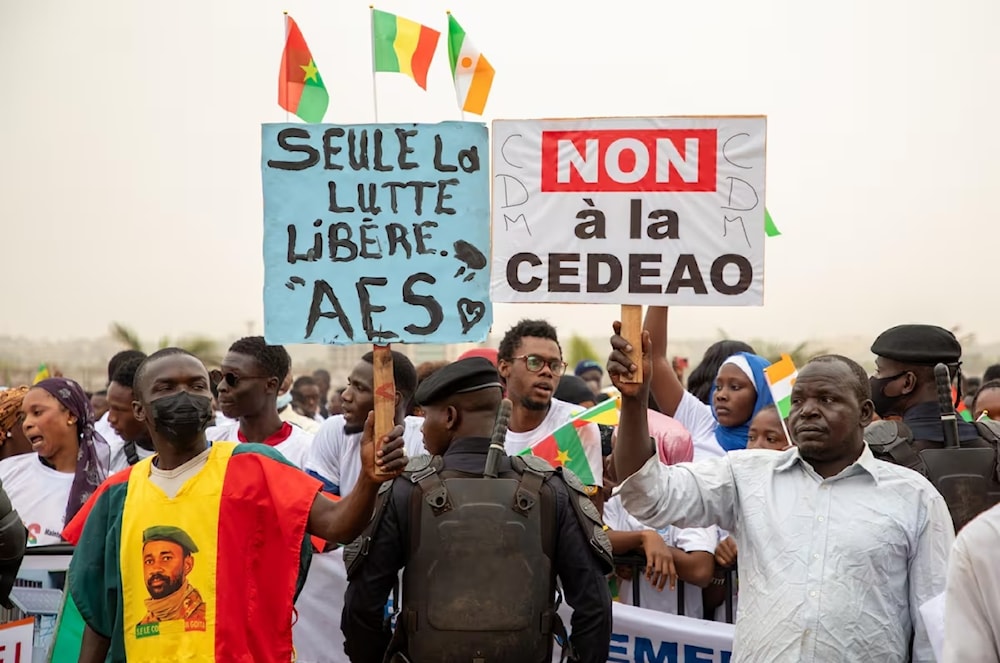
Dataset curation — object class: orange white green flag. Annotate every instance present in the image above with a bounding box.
[371,9,440,90]
[278,14,329,123]
[764,353,797,420]
[446,12,495,115]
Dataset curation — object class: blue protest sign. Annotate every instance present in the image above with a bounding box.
[261,122,491,345]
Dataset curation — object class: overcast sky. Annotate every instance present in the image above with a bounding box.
[2,0,997,348]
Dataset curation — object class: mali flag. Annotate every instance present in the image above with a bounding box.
[371,9,440,90]
[62,442,320,663]
[278,14,329,123]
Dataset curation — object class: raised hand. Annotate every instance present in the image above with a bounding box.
[607,321,652,399]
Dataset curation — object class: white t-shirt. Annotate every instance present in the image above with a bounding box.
[305,414,426,496]
[280,407,321,434]
[674,391,726,460]
[294,414,425,663]
[205,421,313,468]
[604,495,717,619]
[503,398,603,486]
[0,454,74,546]
[148,447,211,499]
[108,440,156,473]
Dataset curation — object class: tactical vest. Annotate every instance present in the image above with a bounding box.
[345,453,613,663]
[865,419,1000,530]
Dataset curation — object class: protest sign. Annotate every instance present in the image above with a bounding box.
[555,601,735,663]
[262,122,491,345]
[491,117,766,306]
[0,618,32,663]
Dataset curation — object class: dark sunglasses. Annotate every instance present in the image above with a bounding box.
[210,369,269,388]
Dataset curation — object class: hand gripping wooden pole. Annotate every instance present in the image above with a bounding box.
[372,344,396,474]
[618,305,643,384]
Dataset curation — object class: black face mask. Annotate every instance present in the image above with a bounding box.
[869,372,908,418]
[149,391,214,443]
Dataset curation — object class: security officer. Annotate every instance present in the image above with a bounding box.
[868,324,988,447]
[866,324,1000,528]
[342,357,613,663]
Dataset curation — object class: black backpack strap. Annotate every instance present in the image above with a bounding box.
[555,466,614,574]
[343,478,396,579]
[865,420,925,474]
[124,441,140,466]
[511,455,552,516]
[410,458,451,516]
[973,420,1000,446]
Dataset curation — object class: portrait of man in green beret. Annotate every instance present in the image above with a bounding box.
[138,525,206,628]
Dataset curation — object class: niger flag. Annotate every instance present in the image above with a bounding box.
[63,442,321,662]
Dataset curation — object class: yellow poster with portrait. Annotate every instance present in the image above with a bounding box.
[118,444,232,662]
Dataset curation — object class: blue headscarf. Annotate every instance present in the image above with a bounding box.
[710,352,773,452]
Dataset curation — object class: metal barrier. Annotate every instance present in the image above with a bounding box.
[1,544,74,625]
[613,552,736,623]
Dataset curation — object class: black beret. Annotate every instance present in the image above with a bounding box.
[871,324,962,365]
[415,357,503,406]
[554,375,596,405]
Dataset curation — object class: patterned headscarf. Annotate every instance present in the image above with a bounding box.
[0,386,29,438]
[32,378,110,525]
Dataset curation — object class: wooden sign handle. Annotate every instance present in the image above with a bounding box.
[618,305,643,384]
[372,344,396,474]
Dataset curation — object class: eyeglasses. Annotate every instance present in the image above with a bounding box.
[210,370,269,388]
[511,355,568,376]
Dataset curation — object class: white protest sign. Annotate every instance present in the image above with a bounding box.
[491,117,766,306]
[0,618,33,663]
[553,601,735,663]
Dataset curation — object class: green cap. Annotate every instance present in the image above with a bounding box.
[142,525,199,555]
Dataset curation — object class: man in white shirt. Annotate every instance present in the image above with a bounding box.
[95,349,147,464]
[497,319,602,491]
[206,336,311,468]
[943,502,1000,661]
[106,355,155,471]
[291,375,325,424]
[610,326,954,663]
[295,350,425,663]
[306,350,426,497]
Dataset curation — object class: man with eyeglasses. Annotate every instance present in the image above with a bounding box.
[498,319,604,495]
[206,336,312,468]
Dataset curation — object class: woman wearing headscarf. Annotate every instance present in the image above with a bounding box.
[0,378,109,545]
[0,387,32,461]
[643,307,773,459]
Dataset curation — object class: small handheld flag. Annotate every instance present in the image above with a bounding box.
[763,354,797,443]
[32,364,50,385]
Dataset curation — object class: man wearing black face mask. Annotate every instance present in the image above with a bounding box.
[60,347,410,663]
[865,324,1000,528]
[868,325,985,446]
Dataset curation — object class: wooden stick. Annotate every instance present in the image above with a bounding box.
[371,344,395,474]
[619,305,643,384]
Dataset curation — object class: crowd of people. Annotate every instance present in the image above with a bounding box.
[0,307,997,661]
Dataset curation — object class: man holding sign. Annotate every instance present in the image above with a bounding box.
[609,328,952,662]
